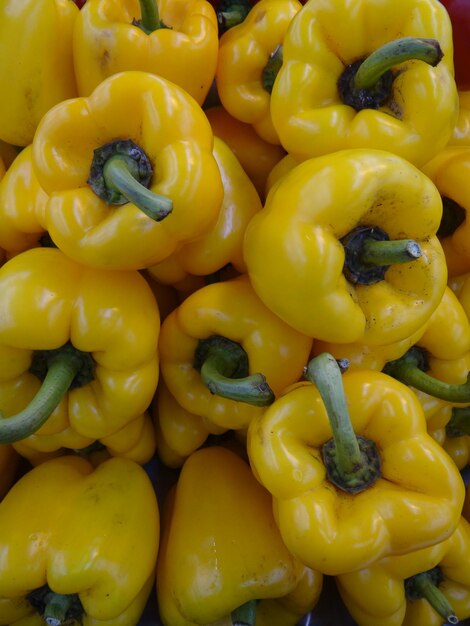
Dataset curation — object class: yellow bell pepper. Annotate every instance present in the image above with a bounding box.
[0,0,78,147]
[204,106,287,201]
[159,274,313,430]
[270,0,457,165]
[0,247,160,445]
[73,0,218,105]
[450,91,470,146]
[32,70,223,270]
[146,136,262,286]
[336,517,470,626]
[0,146,49,257]
[247,353,465,575]
[156,445,322,626]
[216,0,302,145]
[244,148,447,344]
[422,146,470,277]
[0,455,159,625]
[424,396,470,470]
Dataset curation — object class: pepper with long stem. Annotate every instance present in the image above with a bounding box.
[383,347,470,403]
[195,336,275,407]
[305,353,381,493]
[405,567,459,625]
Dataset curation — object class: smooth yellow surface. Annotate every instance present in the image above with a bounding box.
[270,0,458,165]
[73,0,218,105]
[244,149,447,344]
[32,71,223,270]
[0,0,78,146]
[157,446,314,625]
[247,370,465,575]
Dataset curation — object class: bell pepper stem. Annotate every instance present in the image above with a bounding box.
[306,353,362,475]
[262,45,283,94]
[383,347,470,403]
[360,238,421,266]
[446,406,470,437]
[407,571,458,624]
[354,37,444,90]
[0,351,83,444]
[138,0,161,33]
[103,155,172,222]
[195,335,275,406]
[44,593,75,626]
[231,600,257,626]
[217,0,253,34]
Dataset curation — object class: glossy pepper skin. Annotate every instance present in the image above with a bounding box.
[0,0,78,147]
[32,70,223,270]
[244,149,447,345]
[205,105,287,201]
[146,136,262,286]
[73,0,219,105]
[0,146,49,258]
[422,146,470,276]
[247,369,465,575]
[423,394,470,470]
[336,517,470,626]
[0,455,159,625]
[0,247,160,444]
[216,0,302,145]
[159,274,313,430]
[156,446,322,626]
[270,0,457,166]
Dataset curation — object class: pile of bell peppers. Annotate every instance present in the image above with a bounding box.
[1,0,470,624]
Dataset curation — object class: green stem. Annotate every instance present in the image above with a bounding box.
[138,0,161,33]
[383,347,470,403]
[406,570,458,625]
[44,593,75,626]
[217,0,252,34]
[361,238,421,266]
[306,353,362,475]
[195,336,275,406]
[262,45,283,94]
[354,37,443,90]
[0,351,84,444]
[446,406,470,438]
[231,600,257,626]
[103,155,172,222]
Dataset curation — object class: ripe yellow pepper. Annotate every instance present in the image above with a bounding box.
[336,517,470,626]
[270,0,457,165]
[248,354,465,575]
[156,446,322,626]
[422,146,470,277]
[244,149,447,344]
[147,136,262,286]
[0,455,159,625]
[205,105,287,201]
[424,395,470,470]
[32,71,223,270]
[0,0,78,147]
[0,247,160,445]
[73,0,218,105]
[216,0,302,145]
[159,274,313,430]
